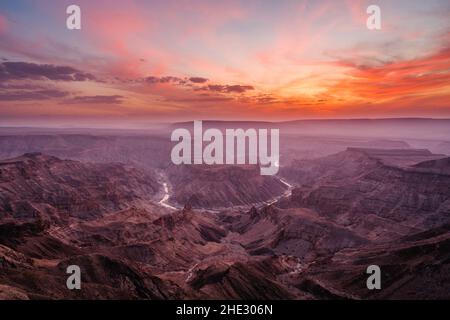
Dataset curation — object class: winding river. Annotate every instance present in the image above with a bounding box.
[158,182,178,210]
[157,174,294,211]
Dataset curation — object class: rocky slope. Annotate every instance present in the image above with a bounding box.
[0,154,298,299]
[221,205,368,261]
[0,153,161,223]
[1,151,449,299]
[280,148,450,239]
[166,164,287,208]
[0,134,172,169]
[293,223,450,299]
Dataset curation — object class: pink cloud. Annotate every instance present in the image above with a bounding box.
[72,1,248,79]
[0,14,8,33]
[344,0,367,25]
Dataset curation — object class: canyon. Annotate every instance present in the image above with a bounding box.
[0,120,449,299]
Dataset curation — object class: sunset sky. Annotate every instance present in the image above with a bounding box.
[0,0,449,126]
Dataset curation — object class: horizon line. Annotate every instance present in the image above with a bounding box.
[1,117,450,131]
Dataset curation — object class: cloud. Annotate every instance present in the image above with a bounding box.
[225,85,254,93]
[0,62,96,82]
[166,96,233,103]
[144,75,210,85]
[205,84,254,93]
[0,14,8,33]
[0,89,69,101]
[63,95,124,105]
[0,82,44,90]
[329,46,450,101]
[145,76,183,84]
[255,94,278,104]
[143,76,254,94]
[189,77,208,83]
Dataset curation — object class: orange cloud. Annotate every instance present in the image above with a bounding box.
[329,46,450,105]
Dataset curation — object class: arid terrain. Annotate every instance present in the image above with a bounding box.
[0,119,450,300]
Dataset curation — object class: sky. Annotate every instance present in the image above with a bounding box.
[0,0,449,127]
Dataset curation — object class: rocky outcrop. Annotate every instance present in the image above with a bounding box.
[224,206,367,261]
[166,164,287,208]
[1,150,449,300]
[294,224,450,299]
[281,149,450,238]
[0,153,160,223]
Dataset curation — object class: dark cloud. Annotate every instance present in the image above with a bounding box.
[145,76,183,84]
[145,75,209,85]
[0,82,43,90]
[63,95,124,104]
[0,89,69,101]
[142,75,254,95]
[256,95,278,104]
[141,75,255,102]
[166,96,233,103]
[189,77,208,83]
[143,76,158,84]
[205,84,254,93]
[206,84,225,92]
[225,85,254,93]
[0,61,96,82]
